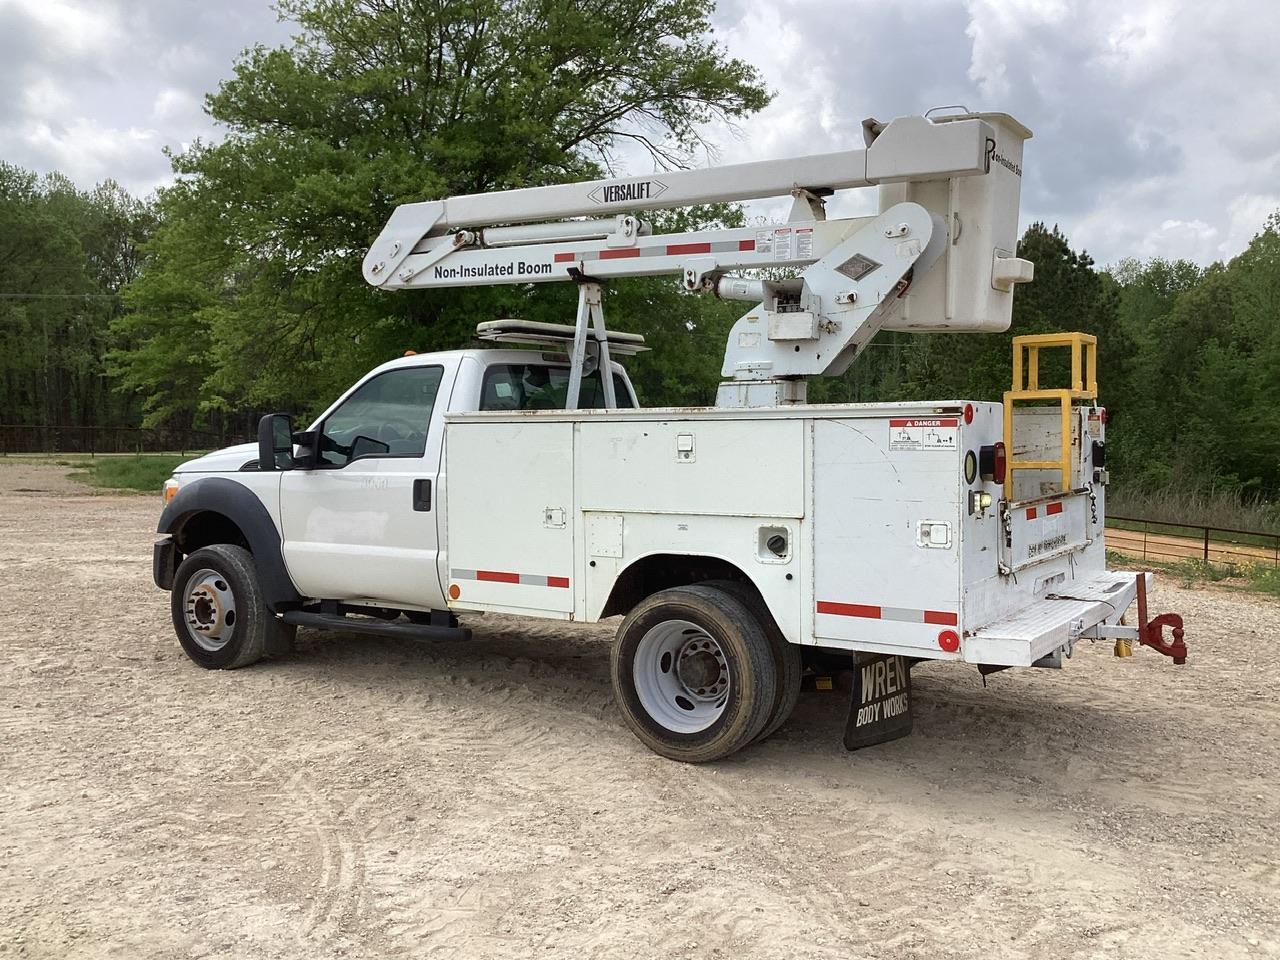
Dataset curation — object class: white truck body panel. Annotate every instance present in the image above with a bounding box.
[441,400,1115,665]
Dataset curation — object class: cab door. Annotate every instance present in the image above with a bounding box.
[279,360,455,608]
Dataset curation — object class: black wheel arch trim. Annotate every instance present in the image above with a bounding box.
[155,476,302,611]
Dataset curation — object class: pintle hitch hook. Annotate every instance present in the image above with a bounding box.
[1135,572,1188,664]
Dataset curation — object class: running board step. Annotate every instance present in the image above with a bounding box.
[282,610,471,642]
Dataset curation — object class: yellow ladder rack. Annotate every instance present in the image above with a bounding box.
[1003,332,1097,498]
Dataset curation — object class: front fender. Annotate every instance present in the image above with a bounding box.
[156,477,302,611]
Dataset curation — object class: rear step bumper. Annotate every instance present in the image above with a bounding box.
[966,571,1147,667]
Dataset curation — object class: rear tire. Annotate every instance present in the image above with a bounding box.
[171,544,291,669]
[611,584,778,763]
[703,579,803,744]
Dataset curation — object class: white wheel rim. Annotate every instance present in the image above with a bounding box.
[182,567,237,652]
[632,619,729,734]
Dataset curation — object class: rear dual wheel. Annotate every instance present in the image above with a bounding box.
[611,584,794,763]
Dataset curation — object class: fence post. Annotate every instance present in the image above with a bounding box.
[1202,527,1210,562]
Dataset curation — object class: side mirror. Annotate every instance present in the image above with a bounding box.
[257,413,295,471]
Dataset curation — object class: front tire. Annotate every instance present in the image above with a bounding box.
[170,544,291,669]
[611,585,778,763]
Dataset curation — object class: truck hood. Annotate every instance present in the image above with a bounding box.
[175,442,259,474]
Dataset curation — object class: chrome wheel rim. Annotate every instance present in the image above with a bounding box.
[633,619,729,733]
[182,568,237,652]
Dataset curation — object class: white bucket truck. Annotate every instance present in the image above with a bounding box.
[154,110,1186,761]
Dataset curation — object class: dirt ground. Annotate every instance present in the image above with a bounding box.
[1,462,1277,960]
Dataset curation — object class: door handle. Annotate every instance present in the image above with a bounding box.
[412,479,432,512]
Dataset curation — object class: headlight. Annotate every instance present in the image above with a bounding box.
[162,477,181,504]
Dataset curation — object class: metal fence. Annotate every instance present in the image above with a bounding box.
[1107,514,1280,569]
[0,424,234,456]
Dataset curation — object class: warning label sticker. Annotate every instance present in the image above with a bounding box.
[796,227,813,259]
[755,226,811,260]
[889,418,958,452]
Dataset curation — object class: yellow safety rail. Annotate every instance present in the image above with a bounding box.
[1003,332,1097,498]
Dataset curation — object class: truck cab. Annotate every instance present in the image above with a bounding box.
[156,345,639,634]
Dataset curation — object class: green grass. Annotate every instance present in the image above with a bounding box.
[69,454,197,493]
[1108,484,1279,535]
[1106,549,1280,598]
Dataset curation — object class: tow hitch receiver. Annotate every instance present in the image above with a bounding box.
[844,654,914,751]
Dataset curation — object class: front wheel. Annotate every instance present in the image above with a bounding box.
[611,585,778,763]
[170,544,293,669]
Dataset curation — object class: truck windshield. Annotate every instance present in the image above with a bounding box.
[480,364,635,411]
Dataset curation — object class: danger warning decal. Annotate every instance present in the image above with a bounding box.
[888,418,958,452]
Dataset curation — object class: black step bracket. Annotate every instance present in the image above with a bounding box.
[282,610,471,642]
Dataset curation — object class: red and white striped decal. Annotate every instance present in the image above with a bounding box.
[816,601,958,627]
[450,568,569,589]
[1024,501,1064,521]
[553,238,755,265]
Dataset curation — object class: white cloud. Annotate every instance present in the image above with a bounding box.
[3,0,124,56]
[0,0,289,196]
[21,118,162,189]
[1225,194,1280,253]
[1,0,1277,268]
[152,88,199,122]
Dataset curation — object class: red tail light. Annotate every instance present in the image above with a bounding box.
[979,442,1007,484]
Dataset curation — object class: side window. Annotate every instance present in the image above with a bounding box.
[479,364,637,411]
[319,366,444,467]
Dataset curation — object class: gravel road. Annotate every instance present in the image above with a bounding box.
[2,463,1277,959]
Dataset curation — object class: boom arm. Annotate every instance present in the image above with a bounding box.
[363,110,1034,407]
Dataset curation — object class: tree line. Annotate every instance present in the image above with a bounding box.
[1,0,1275,506]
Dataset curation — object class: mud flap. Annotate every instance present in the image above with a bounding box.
[844,654,914,751]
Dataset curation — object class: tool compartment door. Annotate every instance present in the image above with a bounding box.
[444,419,575,614]
[812,416,963,658]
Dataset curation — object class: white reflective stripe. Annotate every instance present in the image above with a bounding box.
[879,606,926,623]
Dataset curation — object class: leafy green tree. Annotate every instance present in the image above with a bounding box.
[115,0,768,424]
[0,165,151,432]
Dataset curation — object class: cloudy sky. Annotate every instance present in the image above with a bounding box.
[1,0,1276,267]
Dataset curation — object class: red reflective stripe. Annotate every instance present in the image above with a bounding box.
[924,610,959,626]
[599,248,641,260]
[477,570,520,584]
[1047,502,1064,516]
[817,601,881,619]
[547,576,570,589]
[1026,507,1038,520]
[665,242,712,256]
[739,239,756,251]
[553,252,575,263]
